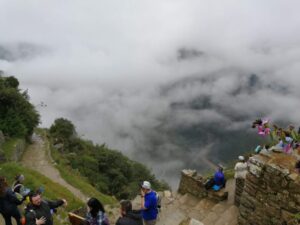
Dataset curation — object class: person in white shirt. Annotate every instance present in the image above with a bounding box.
[234,156,248,206]
[234,156,248,179]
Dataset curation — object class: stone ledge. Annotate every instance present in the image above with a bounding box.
[207,189,228,202]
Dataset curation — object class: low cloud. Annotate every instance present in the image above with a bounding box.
[1,0,300,187]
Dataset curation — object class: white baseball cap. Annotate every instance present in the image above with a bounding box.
[141,181,151,189]
[238,156,245,161]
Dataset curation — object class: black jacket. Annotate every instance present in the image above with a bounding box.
[115,210,143,225]
[25,199,64,225]
[0,187,23,214]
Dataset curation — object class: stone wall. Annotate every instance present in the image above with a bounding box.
[10,139,26,162]
[0,136,26,163]
[234,178,245,206]
[238,153,300,225]
[178,169,208,199]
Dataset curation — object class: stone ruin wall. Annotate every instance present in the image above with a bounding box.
[178,169,228,202]
[178,169,208,199]
[238,155,300,225]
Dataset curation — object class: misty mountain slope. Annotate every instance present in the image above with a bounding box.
[129,73,291,186]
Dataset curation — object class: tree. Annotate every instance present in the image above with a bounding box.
[49,118,76,144]
[0,76,40,138]
[4,76,19,89]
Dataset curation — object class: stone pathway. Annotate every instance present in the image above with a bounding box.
[20,133,88,202]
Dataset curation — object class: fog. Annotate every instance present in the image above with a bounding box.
[1,0,300,187]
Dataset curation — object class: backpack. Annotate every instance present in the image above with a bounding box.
[155,192,161,211]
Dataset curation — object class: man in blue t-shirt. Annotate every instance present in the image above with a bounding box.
[140,181,158,225]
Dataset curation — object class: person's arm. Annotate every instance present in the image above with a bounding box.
[6,188,23,205]
[141,196,146,210]
[25,211,46,225]
[45,199,66,209]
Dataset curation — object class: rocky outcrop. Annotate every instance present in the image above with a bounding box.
[238,152,300,225]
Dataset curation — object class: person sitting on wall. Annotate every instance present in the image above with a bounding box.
[205,166,226,191]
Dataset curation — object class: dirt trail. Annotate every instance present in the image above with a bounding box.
[20,133,88,202]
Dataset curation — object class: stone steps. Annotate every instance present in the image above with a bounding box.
[155,179,238,225]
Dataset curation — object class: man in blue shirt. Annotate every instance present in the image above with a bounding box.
[140,181,158,225]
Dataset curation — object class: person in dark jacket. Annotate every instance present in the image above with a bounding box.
[116,200,142,225]
[25,190,67,225]
[0,176,23,225]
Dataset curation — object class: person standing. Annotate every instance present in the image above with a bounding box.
[0,176,23,225]
[25,190,67,225]
[115,200,142,225]
[140,181,158,225]
[86,197,109,225]
[234,156,248,206]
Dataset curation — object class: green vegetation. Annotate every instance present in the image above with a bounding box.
[0,163,83,210]
[0,162,83,225]
[0,76,40,139]
[48,118,169,200]
[37,128,116,205]
[0,138,25,161]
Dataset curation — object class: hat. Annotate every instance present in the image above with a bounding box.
[238,156,245,161]
[141,181,151,189]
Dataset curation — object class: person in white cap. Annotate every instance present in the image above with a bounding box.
[140,181,158,225]
[234,156,248,179]
[234,156,248,206]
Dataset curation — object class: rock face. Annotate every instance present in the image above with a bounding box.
[238,153,300,225]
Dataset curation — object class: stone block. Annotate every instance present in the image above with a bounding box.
[207,189,228,202]
[249,163,262,178]
[179,218,204,225]
[164,190,172,198]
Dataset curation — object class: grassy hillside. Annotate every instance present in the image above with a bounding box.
[47,119,169,200]
[0,162,83,225]
[37,128,116,205]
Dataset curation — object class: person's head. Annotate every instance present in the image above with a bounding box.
[29,192,42,206]
[238,156,245,163]
[0,176,8,196]
[15,174,25,183]
[120,200,132,216]
[217,166,224,173]
[87,197,105,217]
[141,181,151,193]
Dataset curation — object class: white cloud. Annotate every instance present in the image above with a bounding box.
[1,0,300,185]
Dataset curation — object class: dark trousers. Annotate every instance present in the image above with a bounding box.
[1,210,21,225]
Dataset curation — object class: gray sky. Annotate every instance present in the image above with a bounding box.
[1,0,300,186]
